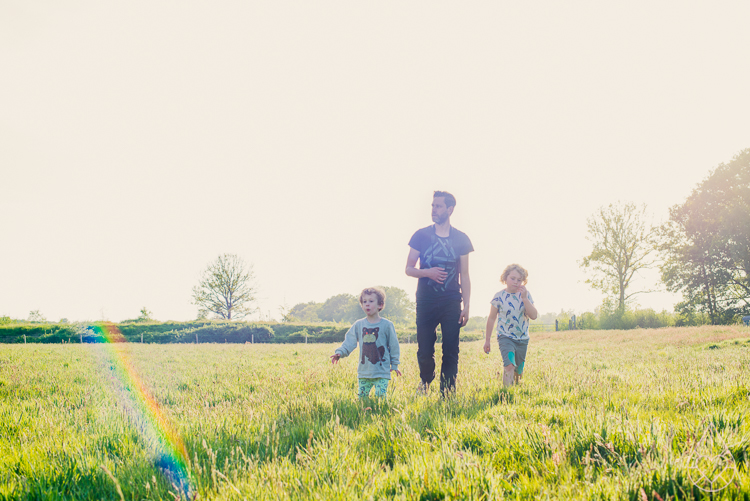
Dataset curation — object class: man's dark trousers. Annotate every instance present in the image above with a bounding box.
[416,298,462,394]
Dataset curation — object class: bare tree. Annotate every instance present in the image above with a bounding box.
[192,254,258,320]
[581,202,657,311]
[27,310,46,323]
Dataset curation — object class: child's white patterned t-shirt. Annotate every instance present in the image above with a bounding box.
[491,289,534,341]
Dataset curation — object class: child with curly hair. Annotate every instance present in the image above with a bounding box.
[483,264,538,386]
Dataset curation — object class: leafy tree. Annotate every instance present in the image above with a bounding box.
[192,254,257,320]
[379,286,416,325]
[319,294,359,322]
[278,302,297,323]
[659,220,733,324]
[581,202,657,312]
[659,149,750,324]
[138,307,154,322]
[287,287,417,325]
[288,302,321,322]
[329,287,416,324]
[341,296,367,323]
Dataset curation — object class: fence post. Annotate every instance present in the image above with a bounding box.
[555,320,558,331]
[24,334,27,344]
[572,315,577,330]
[195,332,199,344]
[252,333,254,344]
[141,332,143,343]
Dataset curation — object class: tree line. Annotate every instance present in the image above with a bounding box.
[581,148,749,325]
[281,287,416,325]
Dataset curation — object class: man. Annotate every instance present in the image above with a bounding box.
[405,191,473,395]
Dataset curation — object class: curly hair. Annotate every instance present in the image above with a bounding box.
[500,264,528,285]
[359,287,386,311]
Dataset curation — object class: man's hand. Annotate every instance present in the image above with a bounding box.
[424,267,448,284]
[330,354,340,364]
[483,340,491,354]
[459,307,470,327]
[392,369,402,377]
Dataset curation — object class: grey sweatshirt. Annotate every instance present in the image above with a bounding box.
[335,318,400,379]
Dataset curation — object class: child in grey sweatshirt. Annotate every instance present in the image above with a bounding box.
[330,287,401,399]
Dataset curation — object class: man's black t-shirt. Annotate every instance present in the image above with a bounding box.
[408,225,474,302]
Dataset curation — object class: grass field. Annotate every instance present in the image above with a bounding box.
[1,326,750,500]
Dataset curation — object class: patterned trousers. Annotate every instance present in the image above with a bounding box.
[358,378,389,399]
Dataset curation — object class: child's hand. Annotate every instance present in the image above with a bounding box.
[330,354,340,364]
[518,285,529,299]
[392,369,402,377]
[483,340,491,354]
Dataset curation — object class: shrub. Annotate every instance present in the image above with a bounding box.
[577,311,599,330]
[595,307,676,330]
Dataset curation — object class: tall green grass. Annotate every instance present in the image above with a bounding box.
[1,325,749,500]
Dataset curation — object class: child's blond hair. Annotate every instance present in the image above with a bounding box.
[500,264,528,285]
[359,287,386,311]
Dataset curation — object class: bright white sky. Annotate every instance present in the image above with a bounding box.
[2,1,749,323]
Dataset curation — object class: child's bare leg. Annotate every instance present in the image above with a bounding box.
[498,339,520,387]
[503,364,515,386]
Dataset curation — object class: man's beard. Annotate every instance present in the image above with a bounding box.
[432,213,448,224]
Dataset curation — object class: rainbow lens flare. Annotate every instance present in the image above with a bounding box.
[89,323,192,497]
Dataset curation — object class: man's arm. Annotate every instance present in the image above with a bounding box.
[458,254,471,326]
[405,247,447,283]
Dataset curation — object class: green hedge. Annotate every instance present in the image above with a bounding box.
[0,322,335,344]
[0,324,78,344]
[268,323,349,343]
[116,322,274,344]
[0,321,482,344]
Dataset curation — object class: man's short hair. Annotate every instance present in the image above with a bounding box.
[360,287,386,311]
[433,191,456,208]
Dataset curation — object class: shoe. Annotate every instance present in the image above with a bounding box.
[416,382,430,396]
